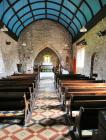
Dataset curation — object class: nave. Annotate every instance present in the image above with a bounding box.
[0,77,72,140]
[0,1,106,139]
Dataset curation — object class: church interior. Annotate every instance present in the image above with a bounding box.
[0,0,106,140]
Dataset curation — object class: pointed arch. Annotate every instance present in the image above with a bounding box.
[34,46,61,63]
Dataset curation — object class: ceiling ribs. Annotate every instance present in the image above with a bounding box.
[14,8,77,36]
[68,0,87,23]
[27,0,35,20]
[84,0,94,17]
[6,0,24,29]
[11,8,78,35]
[12,8,75,32]
[6,1,82,34]
[58,0,64,21]
[16,13,76,37]
[0,0,105,42]
[18,18,74,40]
[99,0,103,8]
[67,0,83,30]
[73,4,106,42]
[45,0,47,18]
[1,0,18,21]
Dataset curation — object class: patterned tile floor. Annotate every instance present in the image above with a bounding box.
[0,78,72,140]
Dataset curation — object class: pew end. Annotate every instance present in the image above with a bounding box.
[0,93,30,126]
[74,107,106,140]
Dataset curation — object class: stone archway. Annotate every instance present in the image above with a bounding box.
[34,47,59,67]
[18,20,72,72]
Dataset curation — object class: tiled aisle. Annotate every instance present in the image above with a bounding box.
[0,78,72,140]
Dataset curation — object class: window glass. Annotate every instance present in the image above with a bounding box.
[76,47,85,68]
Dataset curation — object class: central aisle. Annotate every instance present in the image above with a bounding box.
[31,78,72,139]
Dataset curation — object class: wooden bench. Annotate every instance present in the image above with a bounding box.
[0,75,37,99]
[54,74,95,89]
[69,95,106,117]
[58,80,104,98]
[98,110,106,140]
[0,93,29,125]
[59,82,106,103]
[74,107,106,139]
[62,90,106,114]
[1,74,38,88]
[0,84,35,109]
[0,74,38,124]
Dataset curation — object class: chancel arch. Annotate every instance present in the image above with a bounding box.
[18,20,73,73]
[34,47,60,67]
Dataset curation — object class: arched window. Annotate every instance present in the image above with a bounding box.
[0,48,5,73]
[43,55,52,65]
[76,47,85,69]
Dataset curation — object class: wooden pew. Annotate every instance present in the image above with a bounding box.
[0,84,35,108]
[59,82,106,102]
[61,83,106,91]
[55,73,94,89]
[58,80,104,98]
[0,75,38,88]
[74,107,106,139]
[62,90,106,113]
[0,73,36,124]
[0,74,37,99]
[0,79,38,100]
[0,78,36,123]
[59,82,106,114]
[69,95,106,117]
[98,110,106,140]
[0,93,29,125]
[61,83,106,95]
[59,80,105,90]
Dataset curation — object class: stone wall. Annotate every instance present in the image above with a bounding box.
[73,18,106,80]
[18,20,72,73]
[0,31,19,77]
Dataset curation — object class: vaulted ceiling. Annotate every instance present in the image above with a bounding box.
[0,0,106,42]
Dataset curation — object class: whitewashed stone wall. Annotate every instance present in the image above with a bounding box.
[0,31,19,77]
[73,18,106,80]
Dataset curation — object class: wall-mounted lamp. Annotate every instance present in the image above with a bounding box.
[97,30,106,37]
[1,25,8,32]
[80,26,87,33]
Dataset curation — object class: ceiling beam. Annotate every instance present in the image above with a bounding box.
[73,5,106,43]
[99,0,103,8]
[67,0,83,29]
[16,18,74,40]
[5,1,82,35]
[68,0,87,23]
[58,0,64,21]
[27,0,35,20]
[16,13,76,36]
[7,0,25,28]
[10,7,78,37]
[84,0,94,17]
[45,0,47,18]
